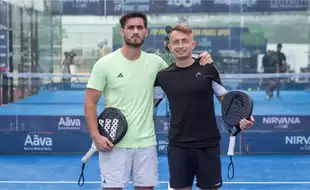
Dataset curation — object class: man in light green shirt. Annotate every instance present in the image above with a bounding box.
[84,12,213,190]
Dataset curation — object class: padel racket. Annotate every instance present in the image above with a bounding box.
[221,90,253,179]
[78,107,128,187]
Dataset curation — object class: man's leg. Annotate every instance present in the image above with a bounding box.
[276,78,281,98]
[132,145,158,190]
[167,144,195,190]
[195,145,222,190]
[99,147,133,190]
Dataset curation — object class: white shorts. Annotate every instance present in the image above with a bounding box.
[99,145,158,188]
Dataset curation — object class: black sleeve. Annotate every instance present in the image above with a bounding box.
[282,52,286,61]
[154,74,161,87]
[210,64,223,85]
[209,64,227,97]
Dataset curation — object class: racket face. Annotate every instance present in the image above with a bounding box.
[97,107,128,145]
[221,90,253,126]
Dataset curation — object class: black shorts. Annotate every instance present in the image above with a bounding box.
[168,144,222,189]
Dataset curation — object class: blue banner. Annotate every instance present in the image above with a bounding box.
[0,28,8,72]
[1,117,310,154]
[1,115,310,133]
[155,115,310,135]
[51,0,103,15]
[18,115,88,133]
[242,131,310,153]
[51,0,308,15]
[217,115,310,132]
[0,116,17,132]
[0,131,92,154]
[156,133,169,154]
[245,115,310,131]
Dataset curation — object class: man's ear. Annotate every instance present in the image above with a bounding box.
[168,43,172,52]
[192,40,196,50]
[120,28,124,37]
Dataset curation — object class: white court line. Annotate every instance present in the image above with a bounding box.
[1,181,310,184]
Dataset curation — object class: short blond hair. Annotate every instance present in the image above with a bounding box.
[170,24,192,35]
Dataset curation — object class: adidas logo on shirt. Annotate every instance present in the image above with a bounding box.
[117,73,123,78]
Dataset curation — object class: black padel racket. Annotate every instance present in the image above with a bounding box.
[78,107,128,187]
[221,90,253,179]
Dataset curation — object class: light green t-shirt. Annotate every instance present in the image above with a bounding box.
[87,49,168,148]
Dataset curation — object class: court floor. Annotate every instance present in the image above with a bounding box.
[1,154,310,189]
[0,90,310,116]
[1,90,310,189]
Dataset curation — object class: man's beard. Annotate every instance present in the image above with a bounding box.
[124,36,144,48]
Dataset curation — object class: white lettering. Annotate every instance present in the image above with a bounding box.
[263,117,300,125]
[58,117,81,127]
[159,140,168,145]
[158,145,167,151]
[24,134,53,146]
[167,0,201,7]
[285,136,310,145]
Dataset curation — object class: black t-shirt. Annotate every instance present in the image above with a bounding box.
[276,51,286,73]
[262,54,277,73]
[155,59,226,148]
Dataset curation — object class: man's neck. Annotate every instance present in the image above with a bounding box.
[120,44,142,60]
[175,56,195,68]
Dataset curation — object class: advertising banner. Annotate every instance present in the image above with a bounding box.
[52,0,309,15]
[0,131,92,154]
[17,115,88,133]
[242,131,310,153]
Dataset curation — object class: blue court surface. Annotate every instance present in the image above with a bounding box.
[1,89,310,189]
[1,154,310,189]
[0,90,310,116]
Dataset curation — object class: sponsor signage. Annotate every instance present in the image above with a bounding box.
[51,0,309,15]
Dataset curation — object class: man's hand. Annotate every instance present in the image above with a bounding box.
[93,134,114,152]
[198,52,213,66]
[239,116,255,131]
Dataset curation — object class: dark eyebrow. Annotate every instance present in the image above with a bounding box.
[127,24,144,28]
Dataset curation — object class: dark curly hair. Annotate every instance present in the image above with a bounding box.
[119,12,148,29]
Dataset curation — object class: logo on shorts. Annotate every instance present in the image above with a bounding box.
[117,73,123,78]
[214,182,222,188]
[103,179,106,183]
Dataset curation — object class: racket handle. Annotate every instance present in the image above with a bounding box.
[227,136,236,156]
[81,142,97,164]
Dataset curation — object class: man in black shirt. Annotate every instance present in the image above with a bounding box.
[262,50,278,98]
[275,43,287,98]
[155,24,254,190]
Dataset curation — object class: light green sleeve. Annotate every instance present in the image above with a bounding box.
[153,54,169,71]
[86,60,107,92]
